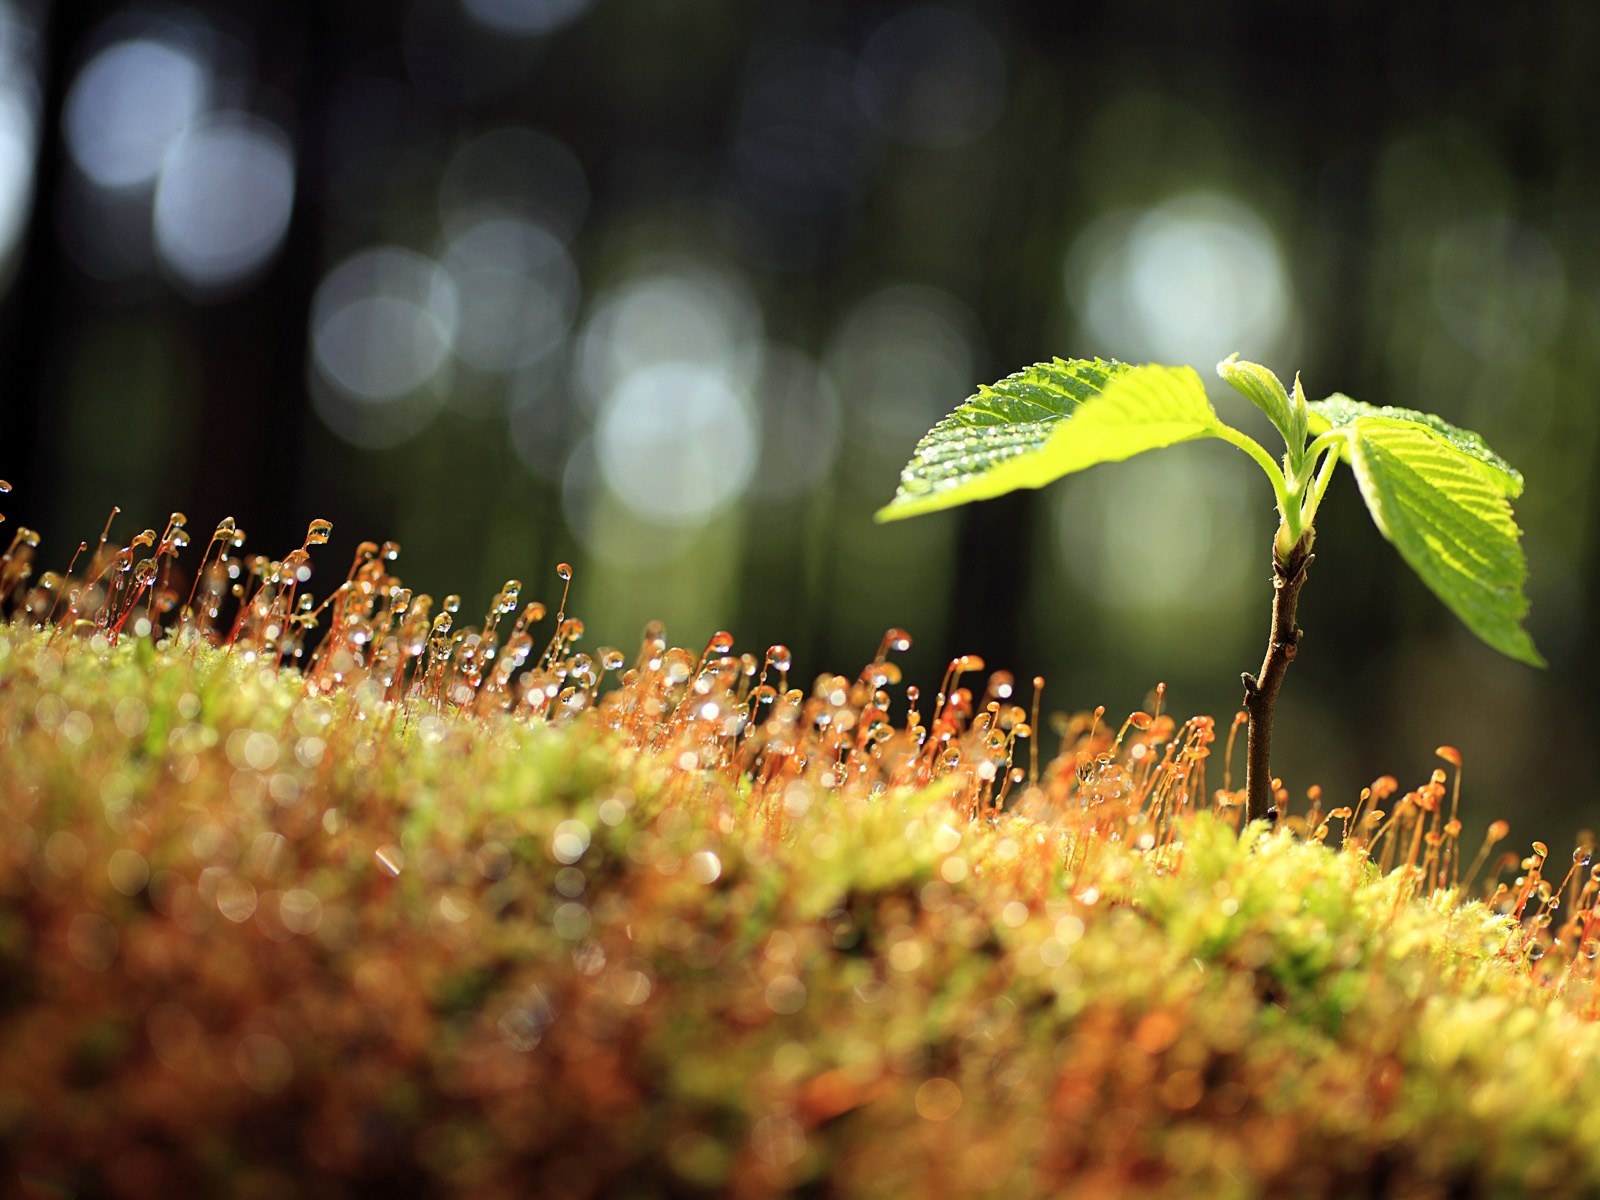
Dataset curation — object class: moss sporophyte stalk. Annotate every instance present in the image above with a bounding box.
[0,486,1589,1198]
[878,355,1541,825]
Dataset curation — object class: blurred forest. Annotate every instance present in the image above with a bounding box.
[1,0,1597,842]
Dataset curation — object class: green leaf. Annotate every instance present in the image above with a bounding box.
[873,357,1129,521]
[1218,355,1296,444]
[1345,418,1542,666]
[876,361,1221,521]
[1308,395,1523,498]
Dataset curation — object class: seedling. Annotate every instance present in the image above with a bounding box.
[878,356,1541,824]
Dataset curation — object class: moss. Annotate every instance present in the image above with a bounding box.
[0,621,1596,1198]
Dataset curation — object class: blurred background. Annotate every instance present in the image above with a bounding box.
[0,0,1595,841]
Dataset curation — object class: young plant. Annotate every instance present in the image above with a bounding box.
[877,356,1542,824]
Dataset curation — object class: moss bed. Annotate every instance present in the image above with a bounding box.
[2,616,1599,1199]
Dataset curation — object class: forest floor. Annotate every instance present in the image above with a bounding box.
[2,614,1598,1199]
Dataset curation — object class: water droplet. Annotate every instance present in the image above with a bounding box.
[876,628,912,658]
[556,562,572,581]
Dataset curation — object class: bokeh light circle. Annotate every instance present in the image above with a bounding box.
[825,283,975,455]
[595,361,759,525]
[0,83,35,267]
[1067,192,1290,368]
[856,7,1007,149]
[311,247,459,402]
[1430,217,1566,362]
[64,37,207,190]
[153,113,295,293]
[460,0,594,37]
[442,216,578,371]
[749,346,842,501]
[439,126,589,243]
[577,266,763,406]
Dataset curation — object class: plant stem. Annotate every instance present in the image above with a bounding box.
[1242,533,1313,825]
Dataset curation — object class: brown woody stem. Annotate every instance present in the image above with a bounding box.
[1241,534,1313,825]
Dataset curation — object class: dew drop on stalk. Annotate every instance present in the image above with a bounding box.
[875,627,912,660]
[305,519,333,547]
[97,506,122,554]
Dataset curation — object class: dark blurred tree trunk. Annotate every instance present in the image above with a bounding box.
[183,2,328,553]
[0,0,114,530]
[948,492,1029,673]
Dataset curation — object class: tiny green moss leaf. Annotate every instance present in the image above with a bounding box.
[1218,354,1296,443]
[1309,395,1523,498]
[877,360,1221,522]
[1346,418,1543,666]
[874,357,1131,521]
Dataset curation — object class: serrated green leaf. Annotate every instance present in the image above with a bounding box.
[1032,362,1223,474]
[874,358,1129,520]
[1346,418,1542,666]
[1309,395,1523,498]
[1218,355,1295,443]
[876,361,1221,521]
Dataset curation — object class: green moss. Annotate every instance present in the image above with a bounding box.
[0,622,1595,1198]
